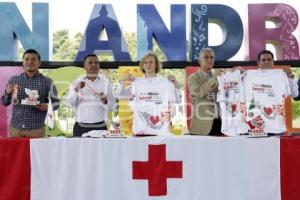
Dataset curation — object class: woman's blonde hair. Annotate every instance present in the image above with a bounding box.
[139,52,161,74]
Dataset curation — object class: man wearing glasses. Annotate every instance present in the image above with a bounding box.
[188,48,223,135]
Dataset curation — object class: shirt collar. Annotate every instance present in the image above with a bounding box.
[200,70,212,79]
[83,75,101,81]
[21,72,42,79]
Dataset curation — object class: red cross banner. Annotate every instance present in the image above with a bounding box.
[30,136,279,200]
[132,144,182,196]
[2,136,300,200]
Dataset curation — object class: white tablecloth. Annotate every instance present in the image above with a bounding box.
[30,136,280,200]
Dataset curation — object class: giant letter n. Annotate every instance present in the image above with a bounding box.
[0,3,49,61]
[137,4,186,61]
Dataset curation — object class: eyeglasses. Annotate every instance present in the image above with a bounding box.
[261,58,273,62]
[201,56,215,60]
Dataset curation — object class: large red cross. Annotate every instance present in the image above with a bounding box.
[132,144,183,196]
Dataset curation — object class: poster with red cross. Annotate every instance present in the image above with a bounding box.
[10,136,280,200]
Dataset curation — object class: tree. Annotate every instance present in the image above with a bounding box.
[124,31,137,60]
[53,30,82,61]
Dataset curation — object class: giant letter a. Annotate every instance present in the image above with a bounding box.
[76,4,131,61]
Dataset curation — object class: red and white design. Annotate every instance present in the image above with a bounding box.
[217,69,248,136]
[0,136,286,200]
[109,120,122,136]
[132,144,182,196]
[246,115,265,135]
[130,77,177,136]
[273,104,285,116]
[243,69,291,134]
[3,136,300,200]
[263,106,273,116]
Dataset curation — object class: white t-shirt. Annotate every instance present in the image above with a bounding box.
[217,70,248,136]
[130,77,177,136]
[243,69,291,135]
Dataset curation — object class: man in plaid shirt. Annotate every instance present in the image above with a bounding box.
[1,49,60,138]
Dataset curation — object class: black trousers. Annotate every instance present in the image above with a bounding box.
[73,121,107,137]
[208,118,223,136]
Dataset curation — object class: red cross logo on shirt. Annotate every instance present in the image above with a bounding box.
[132,144,183,196]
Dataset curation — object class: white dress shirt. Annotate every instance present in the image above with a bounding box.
[288,77,299,98]
[66,75,116,123]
